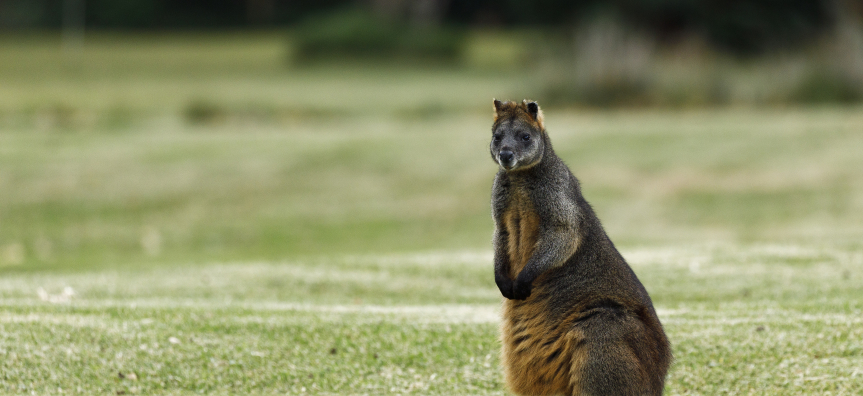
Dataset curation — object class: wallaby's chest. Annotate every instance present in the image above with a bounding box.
[501,189,540,279]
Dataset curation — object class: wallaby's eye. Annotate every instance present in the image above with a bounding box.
[521,134,531,142]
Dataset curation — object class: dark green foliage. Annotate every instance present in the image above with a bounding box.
[546,79,652,108]
[183,100,225,125]
[86,0,159,28]
[292,8,464,62]
[446,0,839,55]
[0,0,355,29]
[792,71,863,103]
[2,0,844,55]
[613,0,835,55]
[699,0,834,55]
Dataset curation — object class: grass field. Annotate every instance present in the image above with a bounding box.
[1,33,863,394]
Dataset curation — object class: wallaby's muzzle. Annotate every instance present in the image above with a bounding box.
[498,150,515,168]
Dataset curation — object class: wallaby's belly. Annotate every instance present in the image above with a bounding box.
[501,297,582,395]
[503,203,540,280]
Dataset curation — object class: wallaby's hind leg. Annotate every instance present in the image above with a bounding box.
[568,313,668,396]
[569,339,649,396]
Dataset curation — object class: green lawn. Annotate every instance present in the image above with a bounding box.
[1,33,862,394]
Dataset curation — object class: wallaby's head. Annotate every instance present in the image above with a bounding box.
[490,99,546,171]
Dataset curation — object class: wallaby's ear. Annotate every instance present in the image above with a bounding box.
[522,99,545,130]
[493,99,503,121]
[525,100,539,120]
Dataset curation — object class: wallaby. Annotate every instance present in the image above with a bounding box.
[489,99,671,395]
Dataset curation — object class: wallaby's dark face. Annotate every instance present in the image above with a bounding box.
[490,99,546,171]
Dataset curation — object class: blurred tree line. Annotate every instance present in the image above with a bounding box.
[2,0,861,55]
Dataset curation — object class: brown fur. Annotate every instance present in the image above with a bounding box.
[503,190,541,279]
[494,99,545,132]
[502,294,583,395]
[490,100,671,395]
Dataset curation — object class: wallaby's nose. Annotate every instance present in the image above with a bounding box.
[499,150,514,164]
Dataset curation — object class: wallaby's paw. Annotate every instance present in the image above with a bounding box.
[496,273,515,299]
[511,279,532,300]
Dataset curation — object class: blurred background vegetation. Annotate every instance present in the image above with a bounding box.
[3,5,863,394]
[3,0,863,105]
[2,0,863,272]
